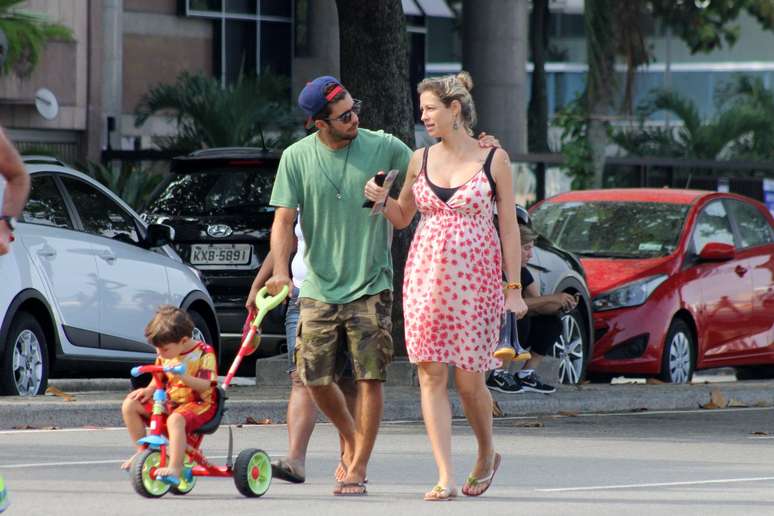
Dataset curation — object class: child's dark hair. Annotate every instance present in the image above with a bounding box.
[145,305,194,347]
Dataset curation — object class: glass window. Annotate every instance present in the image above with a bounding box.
[225,19,257,83]
[21,175,73,229]
[225,0,255,15]
[531,200,689,258]
[147,167,276,216]
[691,200,735,253]
[727,199,774,248]
[189,0,222,12]
[260,0,291,17]
[60,178,140,245]
[260,21,291,79]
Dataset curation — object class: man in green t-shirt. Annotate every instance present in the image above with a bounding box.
[266,76,411,496]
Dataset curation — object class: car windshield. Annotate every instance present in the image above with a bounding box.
[147,167,275,216]
[531,200,690,259]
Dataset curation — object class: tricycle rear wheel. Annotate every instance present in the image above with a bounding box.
[233,448,271,497]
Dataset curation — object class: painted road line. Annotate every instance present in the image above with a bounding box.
[536,476,774,492]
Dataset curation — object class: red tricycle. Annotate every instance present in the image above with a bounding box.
[128,286,288,498]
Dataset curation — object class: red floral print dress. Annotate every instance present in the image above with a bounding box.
[403,147,502,372]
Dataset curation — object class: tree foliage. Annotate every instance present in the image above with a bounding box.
[0,0,73,76]
[612,76,774,161]
[134,71,302,152]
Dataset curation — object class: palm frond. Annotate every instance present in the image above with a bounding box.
[135,71,302,151]
[0,1,74,76]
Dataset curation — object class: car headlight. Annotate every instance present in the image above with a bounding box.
[592,274,668,312]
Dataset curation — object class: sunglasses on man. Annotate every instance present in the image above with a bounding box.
[325,99,362,124]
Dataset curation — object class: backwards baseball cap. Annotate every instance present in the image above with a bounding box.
[298,75,346,121]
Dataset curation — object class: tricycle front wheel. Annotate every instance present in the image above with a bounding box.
[131,449,171,498]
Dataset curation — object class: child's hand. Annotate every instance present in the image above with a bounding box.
[128,387,152,403]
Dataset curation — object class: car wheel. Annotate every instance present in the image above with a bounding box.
[188,310,213,345]
[658,319,694,384]
[0,312,49,396]
[553,308,589,385]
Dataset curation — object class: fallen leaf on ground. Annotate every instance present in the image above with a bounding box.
[645,378,664,385]
[244,417,273,425]
[754,401,770,407]
[558,411,578,417]
[509,420,544,428]
[751,431,769,436]
[492,400,504,417]
[727,399,748,408]
[45,386,76,402]
[701,388,728,409]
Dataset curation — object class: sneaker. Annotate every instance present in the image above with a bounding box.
[518,372,556,394]
[486,371,523,394]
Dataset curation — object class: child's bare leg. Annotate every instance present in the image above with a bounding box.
[155,413,186,479]
[121,397,149,470]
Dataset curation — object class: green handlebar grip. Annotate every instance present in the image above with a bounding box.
[252,285,290,328]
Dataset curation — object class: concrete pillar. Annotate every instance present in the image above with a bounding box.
[102,0,123,152]
[85,0,104,162]
[462,0,529,155]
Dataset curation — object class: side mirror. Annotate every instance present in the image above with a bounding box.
[698,242,735,262]
[146,223,175,248]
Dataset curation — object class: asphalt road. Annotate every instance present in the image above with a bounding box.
[2,407,774,515]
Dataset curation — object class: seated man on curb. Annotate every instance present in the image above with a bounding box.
[487,220,578,394]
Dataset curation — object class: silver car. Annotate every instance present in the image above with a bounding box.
[0,156,219,396]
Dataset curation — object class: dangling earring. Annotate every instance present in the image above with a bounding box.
[453,117,459,130]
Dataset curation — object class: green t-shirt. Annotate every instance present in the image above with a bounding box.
[270,128,413,304]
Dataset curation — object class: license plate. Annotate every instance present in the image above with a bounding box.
[190,244,252,265]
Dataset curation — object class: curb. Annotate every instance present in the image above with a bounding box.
[2,381,773,430]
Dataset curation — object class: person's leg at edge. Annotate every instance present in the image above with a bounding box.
[306,382,357,480]
[455,367,497,496]
[283,371,317,478]
[154,412,186,479]
[279,288,317,481]
[417,362,455,497]
[297,298,358,490]
[341,378,382,490]
[334,290,391,495]
[335,375,358,481]
[120,397,149,470]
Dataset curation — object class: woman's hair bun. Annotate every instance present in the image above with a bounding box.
[456,71,474,92]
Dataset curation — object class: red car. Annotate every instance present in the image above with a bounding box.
[531,189,774,383]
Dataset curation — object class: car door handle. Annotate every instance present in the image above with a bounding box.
[36,248,56,258]
[97,250,116,263]
[735,265,748,277]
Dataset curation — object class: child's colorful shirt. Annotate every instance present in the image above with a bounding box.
[156,341,217,406]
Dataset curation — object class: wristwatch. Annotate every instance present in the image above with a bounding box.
[0,215,15,231]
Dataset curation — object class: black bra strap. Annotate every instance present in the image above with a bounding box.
[421,146,430,176]
[483,147,497,198]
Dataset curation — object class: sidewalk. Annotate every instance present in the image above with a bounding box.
[1,373,772,430]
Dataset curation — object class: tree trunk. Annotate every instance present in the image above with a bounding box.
[462,0,529,155]
[585,0,616,188]
[335,0,415,356]
[527,0,550,154]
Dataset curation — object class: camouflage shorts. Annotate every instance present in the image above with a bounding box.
[296,290,393,386]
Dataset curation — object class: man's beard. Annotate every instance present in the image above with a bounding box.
[330,124,358,142]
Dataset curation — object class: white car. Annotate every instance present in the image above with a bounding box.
[0,156,219,396]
